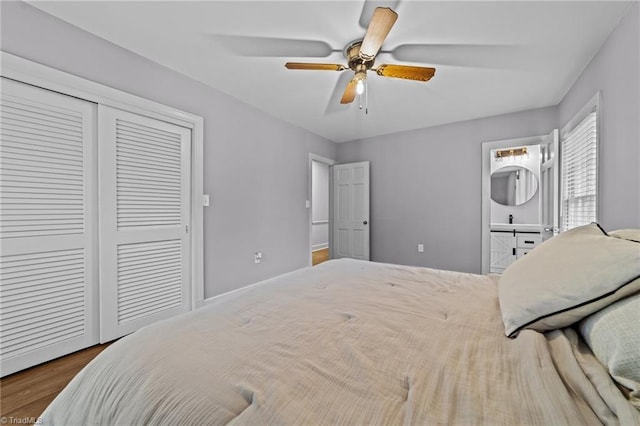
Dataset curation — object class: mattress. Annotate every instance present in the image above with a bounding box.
[41,259,640,425]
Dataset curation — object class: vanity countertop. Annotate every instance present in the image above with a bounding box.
[490,223,542,232]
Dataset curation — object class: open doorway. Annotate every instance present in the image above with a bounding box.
[309,154,335,266]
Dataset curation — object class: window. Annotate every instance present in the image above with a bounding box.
[560,95,599,231]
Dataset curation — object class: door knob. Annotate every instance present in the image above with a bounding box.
[363,220,368,225]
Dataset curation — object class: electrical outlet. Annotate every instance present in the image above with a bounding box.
[254,251,262,264]
[417,244,424,253]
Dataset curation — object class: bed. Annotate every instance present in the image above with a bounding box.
[41,224,640,425]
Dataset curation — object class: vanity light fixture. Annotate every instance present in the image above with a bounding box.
[495,147,528,160]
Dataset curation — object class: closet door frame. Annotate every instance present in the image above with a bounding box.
[0,51,206,308]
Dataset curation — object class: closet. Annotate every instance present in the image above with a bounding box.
[0,67,200,377]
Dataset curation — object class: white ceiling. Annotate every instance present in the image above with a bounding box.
[29,1,632,142]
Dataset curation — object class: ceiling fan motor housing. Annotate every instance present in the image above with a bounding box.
[345,41,375,72]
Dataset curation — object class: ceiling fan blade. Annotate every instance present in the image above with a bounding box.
[212,35,336,58]
[285,63,346,71]
[390,44,524,69]
[359,0,401,29]
[359,7,398,61]
[340,78,358,104]
[375,64,436,82]
[326,72,355,114]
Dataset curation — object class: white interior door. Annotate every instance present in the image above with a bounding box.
[332,162,370,260]
[0,78,98,376]
[540,129,559,240]
[99,106,191,342]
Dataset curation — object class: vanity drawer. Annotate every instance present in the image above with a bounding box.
[517,235,542,249]
[516,248,531,259]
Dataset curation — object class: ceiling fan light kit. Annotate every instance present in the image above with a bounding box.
[283,7,436,109]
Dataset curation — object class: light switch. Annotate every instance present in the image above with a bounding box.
[418,244,424,253]
[202,194,210,207]
[305,200,311,208]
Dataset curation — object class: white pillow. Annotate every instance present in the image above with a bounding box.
[498,223,640,337]
[610,228,640,243]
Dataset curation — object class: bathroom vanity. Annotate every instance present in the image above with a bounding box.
[489,224,542,273]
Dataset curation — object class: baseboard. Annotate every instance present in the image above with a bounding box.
[312,243,329,251]
[202,267,308,306]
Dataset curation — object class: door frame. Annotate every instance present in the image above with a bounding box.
[540,129,560,239]
[1,51,206,308]
[308,153,336,266]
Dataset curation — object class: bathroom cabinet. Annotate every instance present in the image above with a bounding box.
[490,229,542,273]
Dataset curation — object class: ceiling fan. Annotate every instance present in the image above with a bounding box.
[284,7,436,105]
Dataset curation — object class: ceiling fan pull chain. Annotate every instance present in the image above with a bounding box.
[365,79,369,115]
[358,79,369,113]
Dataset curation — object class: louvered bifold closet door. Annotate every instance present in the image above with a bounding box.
[99,106,191,342]
[0,78,98,377]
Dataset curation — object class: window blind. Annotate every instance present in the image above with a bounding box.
[560,111,597,231]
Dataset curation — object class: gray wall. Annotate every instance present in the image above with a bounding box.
[0,1,337,298]
[337,3,639,273]
[337,106,558,273]
[558,2,639,231]
[2,2,637,286]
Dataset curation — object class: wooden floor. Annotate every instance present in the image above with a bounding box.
[0,343,112,421]
[312,247,330,266]
[311,248,329,266]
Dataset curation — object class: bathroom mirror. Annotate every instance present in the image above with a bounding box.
[491,165,538,206]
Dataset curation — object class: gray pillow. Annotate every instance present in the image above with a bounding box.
[579,292,640,410]
[498,223,640,337]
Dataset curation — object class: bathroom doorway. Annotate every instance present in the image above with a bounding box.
[309,154,334,266]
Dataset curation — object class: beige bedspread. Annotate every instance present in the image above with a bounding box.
[41,259,640,425]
